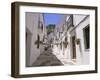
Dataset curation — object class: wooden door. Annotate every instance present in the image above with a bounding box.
[72,36,76,59]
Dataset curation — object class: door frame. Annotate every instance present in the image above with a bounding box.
[71,36,76,59]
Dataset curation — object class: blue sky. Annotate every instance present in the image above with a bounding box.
[44,13,63,27]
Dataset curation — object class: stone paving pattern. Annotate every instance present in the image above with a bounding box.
[32,48,63,67]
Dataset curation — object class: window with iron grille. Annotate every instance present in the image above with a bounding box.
[83,24,90,49]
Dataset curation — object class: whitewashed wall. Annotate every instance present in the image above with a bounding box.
[26,13,46,66]
[26,13,40,66]
[73,15,86,26]
[75,16,90,64]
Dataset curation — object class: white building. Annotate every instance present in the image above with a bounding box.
[53,14,90,65]
[73,15,90,65]
[26,12,47,67]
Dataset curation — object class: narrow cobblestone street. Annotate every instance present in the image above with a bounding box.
[26,12,90,67]
[32,48,63,66]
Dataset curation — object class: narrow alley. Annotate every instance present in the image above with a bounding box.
[32,47,63,66]
[26,12,90,67]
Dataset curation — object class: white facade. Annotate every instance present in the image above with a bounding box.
[53,14,90,65]
[26,12,47,66]
[75,15,90,65]
[26,13,90,66]
[52,15,71,65]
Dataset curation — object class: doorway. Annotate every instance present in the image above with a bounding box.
[72,36,76,59]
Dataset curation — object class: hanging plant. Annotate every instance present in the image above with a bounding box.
[75,38,80,45]
[40,41,43,44]
[63,41,68,48]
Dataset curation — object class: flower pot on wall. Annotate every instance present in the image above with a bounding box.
[75,39,80,45]
[63,42,68,48]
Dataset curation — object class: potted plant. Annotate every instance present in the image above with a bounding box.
[75,38,80,45]
[63,41,68,48]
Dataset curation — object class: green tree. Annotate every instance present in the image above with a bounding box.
[46,24,55,35]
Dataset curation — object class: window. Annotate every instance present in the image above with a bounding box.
[40,22,43,31]
[26,32,27,44]
[83,25,90,49]
[37,34,40,49]
[38,21,43,31]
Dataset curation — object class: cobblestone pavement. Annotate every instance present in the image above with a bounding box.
[32,48,63,67]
